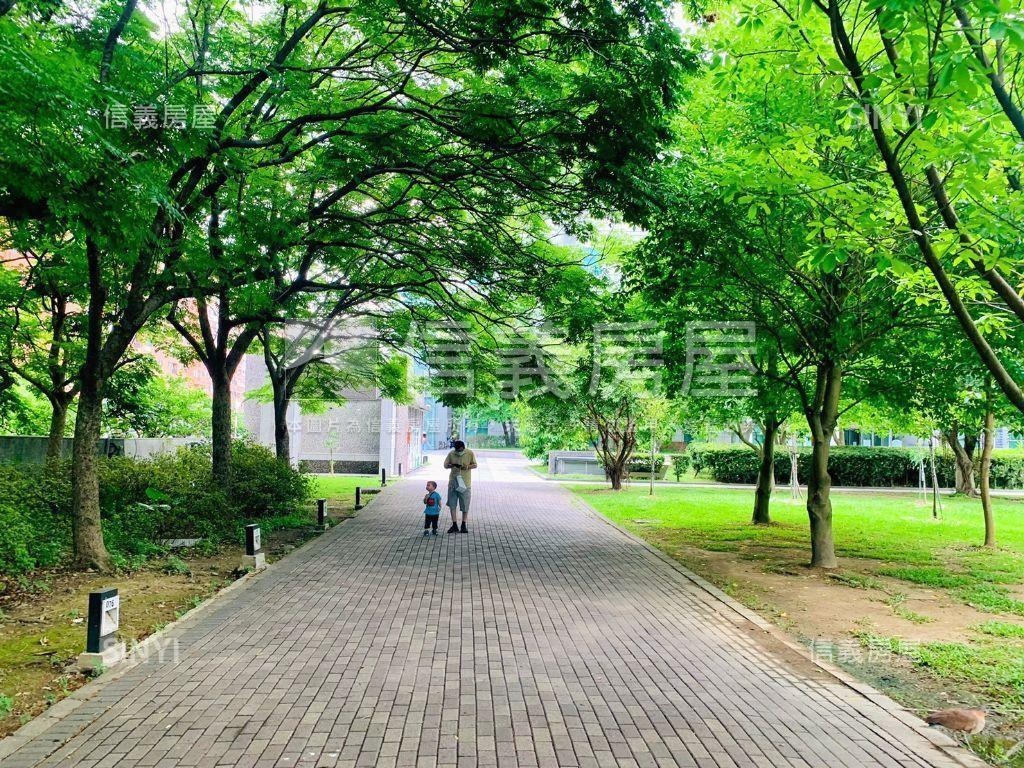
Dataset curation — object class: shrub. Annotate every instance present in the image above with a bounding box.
[465,436,514,449]
[228,441,312,519]
[0,464,69,574]
[670,454,688,481]
[141,445,231,540]
[623,455,665,474]
[687,445,1024,488]
[0,439,310,576]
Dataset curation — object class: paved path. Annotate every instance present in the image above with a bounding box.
[1,453,980,768]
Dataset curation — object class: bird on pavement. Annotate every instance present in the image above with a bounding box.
[925,708,986,734]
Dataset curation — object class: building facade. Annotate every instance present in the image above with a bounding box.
[241,355,428,475]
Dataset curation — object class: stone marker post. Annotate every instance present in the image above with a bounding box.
[316,498,328,529]
[78,587,126,672]
[242,524,266,570]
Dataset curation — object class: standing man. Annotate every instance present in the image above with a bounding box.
[444,439,477,533]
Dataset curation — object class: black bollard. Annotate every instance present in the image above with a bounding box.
[381,467,387,486]
[355,486,362,510]
[245,524,262,556]
[316,498,327,529]
[243,524,266,570]
[78,587,126,671]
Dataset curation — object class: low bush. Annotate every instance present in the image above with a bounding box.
[688,445,1024,489]
[621,455,666,474]
[669,454,689,481]
[0,464,69,574]
[465,436,515,449]
[229,441,312,520]
[0,440,310,575]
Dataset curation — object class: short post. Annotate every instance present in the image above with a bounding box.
[398,462,402,477]
[242,523,266,570]
[316,498,328,529]
[78,587,126,672]
[355,486,363,510]
[380,467,387,487]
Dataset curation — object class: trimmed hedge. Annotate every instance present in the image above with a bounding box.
[687,445,1024,489]
[622,456,666,474]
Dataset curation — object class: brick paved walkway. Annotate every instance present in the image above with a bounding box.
[1,452,982,768]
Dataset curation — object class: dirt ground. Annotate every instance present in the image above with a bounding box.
[0,513,350,739]
[662,541,997,642]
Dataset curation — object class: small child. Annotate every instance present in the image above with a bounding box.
[422,481,442,536]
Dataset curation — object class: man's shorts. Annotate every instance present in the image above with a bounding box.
[446,482,471,513]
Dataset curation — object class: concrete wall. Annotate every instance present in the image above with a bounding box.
[0,436,195,463]
[547,450,604,476]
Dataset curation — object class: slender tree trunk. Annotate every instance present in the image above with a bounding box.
[71,383,112,571]
[591,408,635,491]
[211,372,232,486]
[46,398,68,464]
[752,418,778,525]
[929,438,940,519]
[649,426,656,497]
[981,406,996,547]
[790,438,801,500]
[825,2,1024,415]
[806,432,837,567]
[272,380,291,463]
[805,362,841,569]
[71,237,113,571]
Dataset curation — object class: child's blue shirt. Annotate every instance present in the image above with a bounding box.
[423,491,442,516]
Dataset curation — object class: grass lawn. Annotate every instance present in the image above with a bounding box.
[574,484,1024,763]
[312,474,378,513]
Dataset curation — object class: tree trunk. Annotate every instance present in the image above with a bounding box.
[929,438,940,519]
[945,426,978,497]
[752,419,778,525]
[46,398,68,464]
[981,406,996,548]
[70,384,112,571]
[804,362,841,569]
[607,461,625,490]
[211,373,232,487]
[273,383,290,463]
[806,434,837,568]
[500,421,512,448]
[790,439,800,500]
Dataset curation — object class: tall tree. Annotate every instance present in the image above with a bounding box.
[0,0,685,569]
[631,22,909,565]
[764,0,1024,416]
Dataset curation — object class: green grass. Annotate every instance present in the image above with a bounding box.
[976,620,1024,638]
[955,584,1024,616]
[573,484,1024,574]
[876,566,973,588]
[824,571,883,589]
[859,632,1024,706]
[885,593,933,624]
[311,475,378,506]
